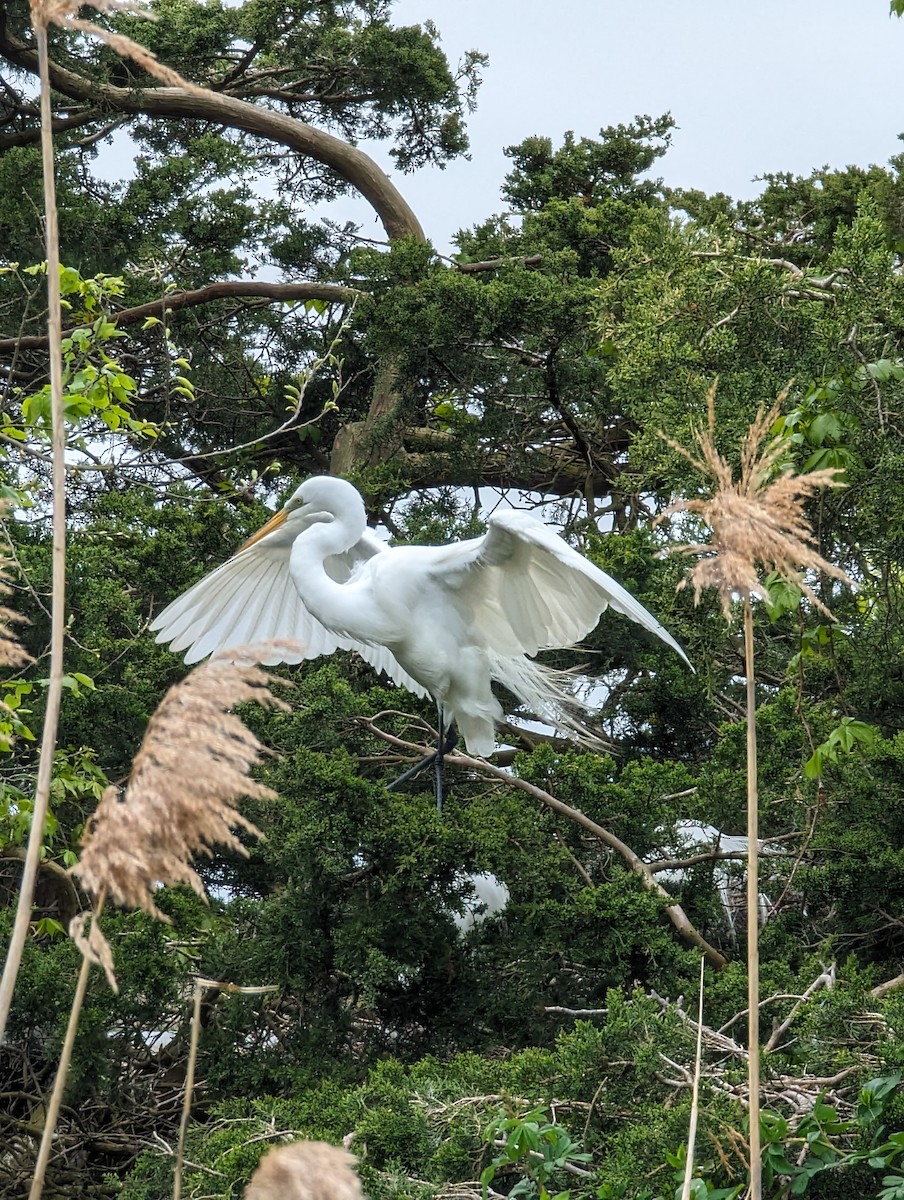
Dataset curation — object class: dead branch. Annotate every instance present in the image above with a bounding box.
[455,254,543,274]
[764,963,835,1052]
[870,970,904,999]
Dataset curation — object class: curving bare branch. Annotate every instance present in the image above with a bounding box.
[0,12,425,242]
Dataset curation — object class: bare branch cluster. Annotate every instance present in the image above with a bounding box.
[649,975,862,1121]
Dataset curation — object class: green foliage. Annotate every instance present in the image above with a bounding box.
[480,1106,592,1200]
[502,115,675,211]
[771,380,860,477]
[4,5,904,1196]
[803,717,879,780]
[3,264,158,459]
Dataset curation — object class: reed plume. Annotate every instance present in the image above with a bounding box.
[659,383,851,617]
[0,555,31,670]
[658,383,852,1200]
[245,1141,363,1200]
[73,645,292,920]
[29,0,206,93]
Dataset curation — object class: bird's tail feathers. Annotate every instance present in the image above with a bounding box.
[488,652,609,751]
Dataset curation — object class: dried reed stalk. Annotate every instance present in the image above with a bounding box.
[1,0,206,1053]
[658,383,852,1200]
[244,1141,363,1200]
[175,978,278,1200]
[31,646,292,1198]
[174,979,204,1200]
[28,905,104,1200]
[0,0,69,1047]
[12,7,239,1195]
[679,956,706,1200]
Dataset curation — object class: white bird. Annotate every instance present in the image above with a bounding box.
[449,872,511,937]
[151,476,689,801]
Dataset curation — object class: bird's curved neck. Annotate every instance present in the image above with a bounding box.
[298,505,362,560]
[288,499,385,639]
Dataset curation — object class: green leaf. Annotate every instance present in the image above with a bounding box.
[761,573,802,621]
[34,916,66,938]
[868,358,904,382]
[59,265,83,296]
[808,411,843,444]
[803,446,851,473]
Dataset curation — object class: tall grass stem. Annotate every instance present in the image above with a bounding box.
[0,15,68,1041]
[680,955,706,1200]
[174,979,205,1200]
[28,900,104,1199]
[744,598,761,1200]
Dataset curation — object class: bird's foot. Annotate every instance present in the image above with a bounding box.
[386,727,458,810]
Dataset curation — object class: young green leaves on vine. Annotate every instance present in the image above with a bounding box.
[10,265,157,443]
[480,1107,592,1200]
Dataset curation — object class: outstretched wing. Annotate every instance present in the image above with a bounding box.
[150,530,429,695]
[437,508,690,665]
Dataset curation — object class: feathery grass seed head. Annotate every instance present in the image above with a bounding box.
[658,383,852,619]
[70,910,118,992]
[244,1141,363,1200]
[29,0,206,92]
[74,647,292,920]
[0,507,31,670]
[0,581,30,671]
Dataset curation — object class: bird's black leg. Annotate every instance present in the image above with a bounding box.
[433,709,458,813]
[386,747,437,791]
[386,708,457,808]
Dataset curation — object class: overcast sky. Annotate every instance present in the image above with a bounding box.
[351,1,904,254]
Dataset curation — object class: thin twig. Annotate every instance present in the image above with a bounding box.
[542,1006,609,1017]
[763,964,835,1053]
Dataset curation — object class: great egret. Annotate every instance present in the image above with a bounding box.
[151,476,689,805]
[449,872,510,937]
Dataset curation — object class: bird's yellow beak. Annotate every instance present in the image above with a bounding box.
[239,507,288,553]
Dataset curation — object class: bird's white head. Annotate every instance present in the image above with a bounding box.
[239,476,365,552]
[288,475,363,516]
